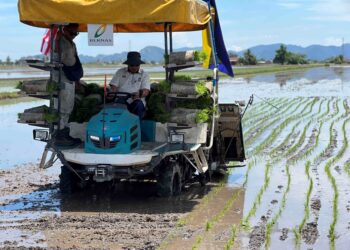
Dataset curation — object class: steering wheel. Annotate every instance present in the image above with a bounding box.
[106,92,132,104]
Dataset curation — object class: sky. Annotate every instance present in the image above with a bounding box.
[0,0,350,61]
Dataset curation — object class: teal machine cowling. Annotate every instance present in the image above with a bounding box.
[85,105,141,154]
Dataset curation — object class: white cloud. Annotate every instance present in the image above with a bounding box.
[277,2,301,9]
[307,0,350,22]
[322,37,343,46]
[172,32,201,48]
[230,45,243,52]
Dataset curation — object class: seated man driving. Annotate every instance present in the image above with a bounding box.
[109,51,150,120]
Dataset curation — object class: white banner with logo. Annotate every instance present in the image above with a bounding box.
[88,24,113,46]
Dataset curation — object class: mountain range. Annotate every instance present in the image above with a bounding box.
[21,44,350,63]
[235,43,350,61]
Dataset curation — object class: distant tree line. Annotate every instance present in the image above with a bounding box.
[273,45,308,65]
[236,44,348,66]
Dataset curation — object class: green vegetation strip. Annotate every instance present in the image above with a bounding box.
[293,161,313,246]
[148,64,324,79]
[0,92,21,100]
[265,164,291,249]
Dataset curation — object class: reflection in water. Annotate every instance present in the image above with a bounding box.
[221,66,350,101]
[0,66,198,80]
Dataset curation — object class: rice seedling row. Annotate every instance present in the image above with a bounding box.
[245,98,313,148]
[243,97,303,139]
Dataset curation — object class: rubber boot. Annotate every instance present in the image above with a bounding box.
[54,127,81,147]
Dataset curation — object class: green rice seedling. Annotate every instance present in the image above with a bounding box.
[46,80,59,93]
[193,50,208,62]
[190,189,242,249]
[191,235,203,250]
[285,120,312,157]
[299,97,319,116]
[224,225,238,250]
[243,98,288,125]
[301,122,324,160]
[15,81,23,89]
[318,99,331,121]
[174,75,192,81]
[245,96,307,140]
[242,162,271,228]
[335,117,350,161]
[243,98,301,137]
[265,164,291,249]
[321,117,350,249]
[195,80,209,96]
[251,98,316,156]
[294,161,313,246]
[243,160,255,187]
[43,112,59,123]
[325,160,338,250]
[269,120,301,158]
[343,99,350,115]
[195,109,210,123]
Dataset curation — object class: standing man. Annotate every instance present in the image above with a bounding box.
[109,51,150,120]
[53,23,83,146]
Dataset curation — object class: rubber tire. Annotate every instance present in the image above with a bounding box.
[59,165,79,194]
[157,161,182,197]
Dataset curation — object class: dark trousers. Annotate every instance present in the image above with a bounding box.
[128,99,145,120]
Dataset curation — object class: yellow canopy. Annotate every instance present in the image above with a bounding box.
[18,0,212,32]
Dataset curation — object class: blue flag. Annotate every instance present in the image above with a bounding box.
[204,0,234,77]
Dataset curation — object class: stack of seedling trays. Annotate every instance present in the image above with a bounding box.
[18,105,58,128]
[165,50,204,71]
[17,79,59,127]
[17,79,58,99]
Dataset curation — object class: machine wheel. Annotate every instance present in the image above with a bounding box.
[59,165,79,194]
[157,161,182,197]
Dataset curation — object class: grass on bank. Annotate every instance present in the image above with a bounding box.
[0,92,22,100]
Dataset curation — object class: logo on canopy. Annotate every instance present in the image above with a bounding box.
[88,24,113,46]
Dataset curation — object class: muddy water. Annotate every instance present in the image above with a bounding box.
[0,99,48,168]
[1,66,350,249]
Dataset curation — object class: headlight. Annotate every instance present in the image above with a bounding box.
[110,135,121,142]
[90,135,100,141]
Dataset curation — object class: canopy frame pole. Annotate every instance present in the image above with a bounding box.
[164,23,169,81]
[168,23,174,82]
[49,24,55,135]
[203,1,218,151]
[169,23,173,53]
[57,25,63,132]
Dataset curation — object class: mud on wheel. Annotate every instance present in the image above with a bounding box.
[156,158,182,197]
